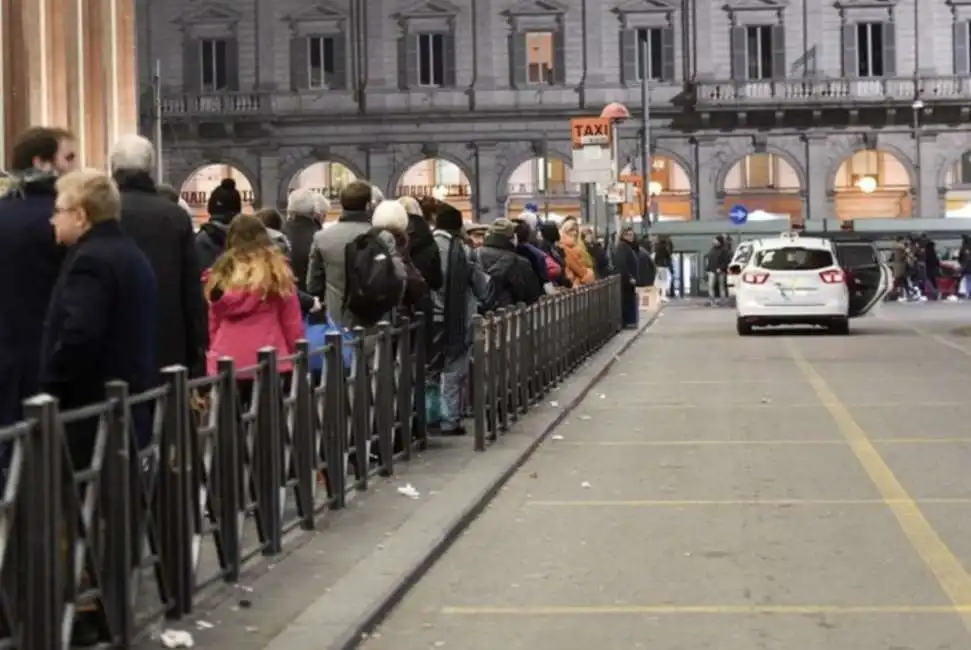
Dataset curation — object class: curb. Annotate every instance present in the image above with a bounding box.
[332,307,663,649]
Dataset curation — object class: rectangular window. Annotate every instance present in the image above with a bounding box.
[418,33,446,87]
[755,247,834,271]
[200,39,228,91]
[744,25,774,80]
[308,36,336,89]
[960,151,971,185]
[434,159,461,186]
[743,153,776,188]
[849,149,880,184]
[526,31,555,85]
[635,28,664,81]
[856,23,885,77]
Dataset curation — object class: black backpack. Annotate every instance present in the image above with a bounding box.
[342,231,404,325]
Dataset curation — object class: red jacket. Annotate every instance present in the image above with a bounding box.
[206,289,304,376]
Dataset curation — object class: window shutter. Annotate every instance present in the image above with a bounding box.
[442,33,457,87]
[225,38,240,90]
[730,27,746,81]
[509,32,527,87]
[398,33,419,89]
[183,38,201,92]
[331,34,347,89]
[290,37,309,91]
[553,28,566,85]
[620,29,638,84]
[771,25,785,79]
[956,23,970,75]
[842,24,858,77]
[881,23,896,77]
[661,26,675,81]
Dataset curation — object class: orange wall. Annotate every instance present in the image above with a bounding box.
[1,0,137,170]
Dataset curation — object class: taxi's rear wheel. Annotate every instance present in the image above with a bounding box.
[736,318,753,336]
[828,318,850,335]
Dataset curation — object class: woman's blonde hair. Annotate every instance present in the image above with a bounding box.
[205,214,295,300]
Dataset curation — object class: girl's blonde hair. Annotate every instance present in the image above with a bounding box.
[205,214,295,300]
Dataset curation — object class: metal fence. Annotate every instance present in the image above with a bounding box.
[0,277,621,648]
[471,276,621,450]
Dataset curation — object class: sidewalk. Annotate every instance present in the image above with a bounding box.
[137,306,661,649]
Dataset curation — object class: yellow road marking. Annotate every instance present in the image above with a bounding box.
[785,340,971,633]
[442,604,971,616]
[555,438,971,447]
[630,401,964,410]
[525,498,971,507]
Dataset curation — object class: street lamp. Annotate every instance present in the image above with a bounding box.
[648,181,663,196]
[912,98,924,216]
[600,102,630,242]
[857,176,877,194]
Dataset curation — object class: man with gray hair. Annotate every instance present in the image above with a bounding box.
[110,134,207,377]
[283,188,330,304]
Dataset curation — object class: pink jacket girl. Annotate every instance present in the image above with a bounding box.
[204,215,304,376]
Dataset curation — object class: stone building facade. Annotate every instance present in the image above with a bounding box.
[146,0,971,222]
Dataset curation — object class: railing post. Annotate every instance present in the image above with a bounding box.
[256,347,283,555]
[396,316,414,460]
[412,312,428,451]
[375,322,395,477]
[22,394,62,649]
[471,316,487,451]
[350,328,370,490]
[159,365,192,618]
[215,357,241,582]
[508,307,521,422]
[495,309,509,433]
[323,332,348,508]
[293,341,316,531]
[103,381,133,646]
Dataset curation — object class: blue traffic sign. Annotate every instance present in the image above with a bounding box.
[729,204,748,225]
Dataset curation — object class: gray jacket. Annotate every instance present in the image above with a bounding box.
[306,211,406,328]
[432,230,493,331]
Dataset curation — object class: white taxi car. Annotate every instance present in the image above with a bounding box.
[735,232,890,336]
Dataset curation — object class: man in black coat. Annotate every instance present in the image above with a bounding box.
[0,127,79,427]
[109,135,207,377]
[475,219,542,308]
[283,188,326,293]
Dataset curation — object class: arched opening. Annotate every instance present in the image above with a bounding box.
[288,161,358,221]
[180,164,256,226]
[505,157,580,219]
[396,158,473,219]
[723,153,803,222]
[833,149,912,219]
[943,151,971,217]
[620,155,692,222]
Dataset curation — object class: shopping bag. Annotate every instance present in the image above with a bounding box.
[305,315,355,372]
[426,382,443,426]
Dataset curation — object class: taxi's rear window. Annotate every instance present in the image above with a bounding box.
[732,245,753,267]
[754,247,833,271]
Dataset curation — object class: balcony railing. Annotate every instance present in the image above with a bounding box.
[396,184,472,198]
[161,92,266,116]
[696,76,971,105]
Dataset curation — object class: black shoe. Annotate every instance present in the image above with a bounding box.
[71,611,104,647]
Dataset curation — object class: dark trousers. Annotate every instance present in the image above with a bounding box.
[621,285,638,326]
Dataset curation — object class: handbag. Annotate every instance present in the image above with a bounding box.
[305,315,355,372]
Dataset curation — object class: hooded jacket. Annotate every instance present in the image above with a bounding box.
[475,233,543,308]
[206,286,304,376]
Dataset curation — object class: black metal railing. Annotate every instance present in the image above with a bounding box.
[471,277,621,450]
[1,278,622,647]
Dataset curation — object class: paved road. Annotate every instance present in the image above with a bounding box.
[362,302,971,650]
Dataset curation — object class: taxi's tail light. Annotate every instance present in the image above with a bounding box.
[728,265,742,276]
[819,269,845,284]
[742,272,770,285]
